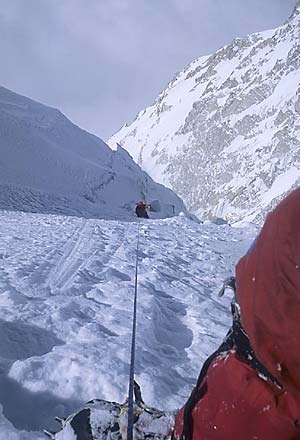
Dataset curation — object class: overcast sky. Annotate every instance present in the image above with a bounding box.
[0,0,295,140]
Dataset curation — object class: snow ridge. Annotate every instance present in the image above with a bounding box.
[0,86,185,220]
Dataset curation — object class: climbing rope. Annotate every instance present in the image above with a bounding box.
[126,220,141,440]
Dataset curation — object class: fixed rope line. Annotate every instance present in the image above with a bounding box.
[127,219,141,440]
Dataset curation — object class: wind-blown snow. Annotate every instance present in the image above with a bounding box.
[0,209,256,438]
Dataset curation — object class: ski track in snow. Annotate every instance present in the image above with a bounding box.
[0,210,256,438]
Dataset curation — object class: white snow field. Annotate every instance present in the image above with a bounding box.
[0,210,256,439]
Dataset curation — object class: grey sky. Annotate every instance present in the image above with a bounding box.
[0,0,295,140]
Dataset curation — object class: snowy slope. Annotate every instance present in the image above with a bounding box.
[0,209,256,439]
[0,86,185,220]
[109,2,300,224]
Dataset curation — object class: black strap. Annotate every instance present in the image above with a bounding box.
[180,331,234,440]
[229,285,282,390]
[179,277,282,440]
[232,314,283,390]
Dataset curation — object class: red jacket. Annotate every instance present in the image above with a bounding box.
[173,189,300,440]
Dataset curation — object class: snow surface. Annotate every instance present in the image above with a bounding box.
[0,209,256,438]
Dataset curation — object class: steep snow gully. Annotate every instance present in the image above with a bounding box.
[0,210,256,438]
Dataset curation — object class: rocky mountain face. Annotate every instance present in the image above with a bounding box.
[109,2,300,224]
[0,86,185,219]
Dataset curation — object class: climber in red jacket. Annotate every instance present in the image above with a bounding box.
[173,188,300,440]
[135,201,150,218]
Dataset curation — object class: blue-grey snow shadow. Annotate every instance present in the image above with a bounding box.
[0,319,83,431]
[137,284,194,398]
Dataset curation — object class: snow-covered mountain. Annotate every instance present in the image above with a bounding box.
[0,86,185,220]
[109,2,300,224]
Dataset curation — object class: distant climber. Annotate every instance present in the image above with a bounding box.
[173,188,300,440]
[135,201,150,218]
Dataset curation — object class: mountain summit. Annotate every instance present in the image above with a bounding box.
[109,3,300,224]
